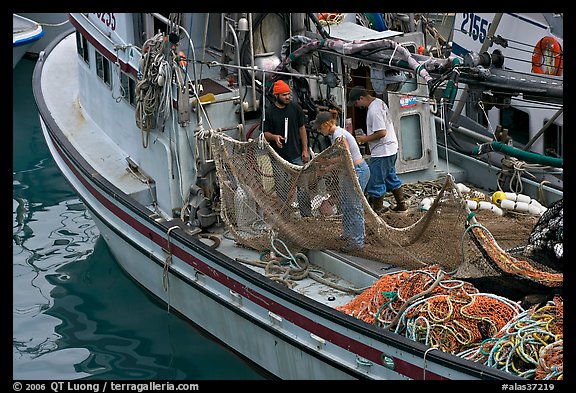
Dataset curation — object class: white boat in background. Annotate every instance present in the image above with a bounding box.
[32,13,562,380]
[13,14,44,68]
[18,13,70,57]
[441,13,563,195]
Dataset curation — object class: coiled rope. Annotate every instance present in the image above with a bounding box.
[135,33,176,147]
[458,295,563,380]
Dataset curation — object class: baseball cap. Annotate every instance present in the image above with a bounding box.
[311,111,335,130]
[347,86,366,106]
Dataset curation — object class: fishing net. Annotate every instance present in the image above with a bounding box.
[210,131,562,291]
[335,265,524,351]
[210,131,563,379]
[335,265,563,379]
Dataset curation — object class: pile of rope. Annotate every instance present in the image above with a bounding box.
[135,31,187,146]
[336,265,523,353]
[336,265,563,379]
[135,32,170,133]
[235,238,364,294]
[459,295,563,380]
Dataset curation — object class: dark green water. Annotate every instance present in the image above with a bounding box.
[13,58,269,381]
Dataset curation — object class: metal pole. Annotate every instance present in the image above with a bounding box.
[449,13,503,127]
[523,108,563,151]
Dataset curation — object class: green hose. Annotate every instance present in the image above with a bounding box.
[473,141,563,168]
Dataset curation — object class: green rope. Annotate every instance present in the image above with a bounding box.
[374,291,398,325]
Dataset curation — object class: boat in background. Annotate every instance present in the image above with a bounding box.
[33,13,562,380]
[18,13,70,58]
[445,13,563,198]
[13,14,44,68]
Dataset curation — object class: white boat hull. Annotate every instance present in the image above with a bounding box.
[32,13,543,380]
[38,117,417,380]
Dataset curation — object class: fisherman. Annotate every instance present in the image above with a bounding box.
[263,80,312,217]
[347,86,408,213]
[312,111,370,252]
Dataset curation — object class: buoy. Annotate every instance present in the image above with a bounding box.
[501,199,528,213]
[478,201,504,216]
[504,192,531,204]
[420,197,433,211]
[457,183,471,194]
[466,200,478,210]
[528,204,542,215]
[491,191,507,206]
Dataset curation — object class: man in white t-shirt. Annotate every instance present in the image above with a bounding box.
[347,86,408,213]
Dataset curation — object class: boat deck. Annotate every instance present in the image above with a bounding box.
[207,229,371,308]
[39,33,152,205]
[37,30,387,312]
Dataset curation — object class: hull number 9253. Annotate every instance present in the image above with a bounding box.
[94,13,116,31]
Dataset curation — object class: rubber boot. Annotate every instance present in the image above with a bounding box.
[371,195,388,214]
[391,187,408,212]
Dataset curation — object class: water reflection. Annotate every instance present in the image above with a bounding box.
[14,57,267,381]
[13,195,99,379]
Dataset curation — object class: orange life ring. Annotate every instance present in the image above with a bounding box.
[531,36,563,76]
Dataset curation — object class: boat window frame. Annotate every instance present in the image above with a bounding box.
[75,31,90,65]
[95,50,112,88]
[544,120,563,158]
[119,71,137,108]
[500,105,530,145]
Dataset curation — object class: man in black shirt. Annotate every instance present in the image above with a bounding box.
[263,80,312,217]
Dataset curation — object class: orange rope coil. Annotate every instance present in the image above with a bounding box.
[337,267,563,379]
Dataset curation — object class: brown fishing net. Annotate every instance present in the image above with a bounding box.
[210,131,562,291]
[212,132,469,271]
[210,132,563,379]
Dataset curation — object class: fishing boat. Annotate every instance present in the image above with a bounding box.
[32,13,562,380]
[13,14,44,68]
[414,13,563,199]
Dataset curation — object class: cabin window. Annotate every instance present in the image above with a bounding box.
[401,42,417,54]
[399,114,423,161]
[120,72,137,107]
[75,32,90,65]
[399,74,417,93]
[544,121,563,158]
[95,51,112,87]
[500,106,529,145]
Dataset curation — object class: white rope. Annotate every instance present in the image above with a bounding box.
[440,98,450,176]
[477,101,495,137]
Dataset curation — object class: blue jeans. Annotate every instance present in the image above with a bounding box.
[340,160,370,248]
[365,154,402,198]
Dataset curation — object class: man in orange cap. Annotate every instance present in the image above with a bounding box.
[264,80,309,164]
[263,79,312,217]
